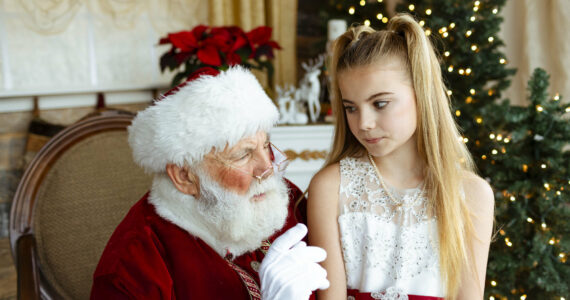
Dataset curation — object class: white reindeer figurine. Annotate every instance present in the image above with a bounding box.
[276,84,308,125]
[297,55,324,123]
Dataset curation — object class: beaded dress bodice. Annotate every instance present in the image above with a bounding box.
[338,156,444,299]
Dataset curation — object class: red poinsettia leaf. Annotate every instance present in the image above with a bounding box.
[197,45,222,66]
[226,52,242,65]
[168,31,198,51]
[230,35,248,52]
[191,25,209,40]
[247,26,272,45]
[266,40,282,50]
[158,36,171,45]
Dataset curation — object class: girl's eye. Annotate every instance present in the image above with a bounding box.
[374,101,388,109]
[344,106,356,113]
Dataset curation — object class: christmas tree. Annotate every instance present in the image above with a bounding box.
[320,0,569,298]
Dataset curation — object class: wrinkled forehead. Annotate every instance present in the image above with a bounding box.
[211,131,270,157]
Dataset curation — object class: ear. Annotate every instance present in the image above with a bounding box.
[165,164,199,197]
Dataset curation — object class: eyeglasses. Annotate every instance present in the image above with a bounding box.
[211,142,290,183]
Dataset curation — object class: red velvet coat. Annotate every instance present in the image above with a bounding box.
[91,179,305,299]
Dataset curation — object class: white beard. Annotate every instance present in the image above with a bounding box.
[149,169,289,257]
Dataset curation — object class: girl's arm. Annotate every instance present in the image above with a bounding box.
[458,174,495,300]
[307,163,347,300]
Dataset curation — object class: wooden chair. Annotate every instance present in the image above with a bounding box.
[10,110,153,299]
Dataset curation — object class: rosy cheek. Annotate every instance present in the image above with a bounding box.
[217,168,252,195]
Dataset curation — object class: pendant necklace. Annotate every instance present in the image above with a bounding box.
[367,152,425,208]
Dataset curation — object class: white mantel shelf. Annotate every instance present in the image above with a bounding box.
[271,124,334,191]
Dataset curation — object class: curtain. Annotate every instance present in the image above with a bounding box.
[208,0,298,92]
[500,0,570,105]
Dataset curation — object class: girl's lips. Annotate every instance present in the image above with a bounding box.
[364,137,382,144]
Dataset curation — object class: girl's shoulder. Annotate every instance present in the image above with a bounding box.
[461,171,495,216]
[310,162,341,188]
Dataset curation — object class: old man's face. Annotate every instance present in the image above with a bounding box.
[204,131,274,199]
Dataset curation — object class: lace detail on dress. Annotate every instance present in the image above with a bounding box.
[371,287,408,300]
[338,156,443,296]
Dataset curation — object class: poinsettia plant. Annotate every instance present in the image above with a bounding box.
[159,25,281,87]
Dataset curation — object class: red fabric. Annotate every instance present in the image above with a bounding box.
[347,289,444,300]
[91,179,305,299]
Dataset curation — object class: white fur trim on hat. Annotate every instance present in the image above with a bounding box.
[128,66,279,173]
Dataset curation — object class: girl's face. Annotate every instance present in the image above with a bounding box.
[338,58,418,158]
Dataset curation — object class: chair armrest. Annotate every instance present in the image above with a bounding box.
[16,234,40,300]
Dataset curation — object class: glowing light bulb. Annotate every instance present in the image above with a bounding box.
[493,8,499,14]
[491,149,498,155]
[556,191,561,196]
[466,30,472,37]
[490,280,497,286]
[419,20,425,26]
[488,36,494,42]
[463,137,469,143]
[475,1,481,5]
[447,90,453,96]
[490,297,495,300]
[510,196,516,201]
[408,4,415,11]
[504,138,510,143]
[481,155,487,160]
[541,164,547,169]
[566,107,570,113]
[470,89,476,95]
[382,17,388,23]
[505,238,512,247]
[360,0,365,6]
[541,223,547,229]
[521,295,527,300]
[553,94,560,101]
[376,13,383,20]
[527,217,534,223]
[377,0,383,2]
[348,7,355,14]
[544,183,550,190]
[475,117,482,124]
[489,133,496,139]
[471,45,478,51]
[496,134,503,141]
[500,58,506,64]
[439,27,447,33]
[448,66,454,72]
[443,32,449,38]
[470,16,476,21]
[426,9,432,15]
[466,68,472,75]
[455,110,461,116]
[549,238,555,245]
[536,105,544,112]
[425,29,432,36]
[474,6,479,12]
[450,23,455,28]
[364,20,371,26]
[444,51,450,57]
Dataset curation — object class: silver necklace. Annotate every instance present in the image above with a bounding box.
[367,152,425,207]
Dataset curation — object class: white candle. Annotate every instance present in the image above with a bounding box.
[327,19,347,41]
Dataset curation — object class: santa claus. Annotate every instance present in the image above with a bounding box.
[90,66,329,299]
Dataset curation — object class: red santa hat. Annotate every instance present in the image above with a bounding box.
[128,66,279,173]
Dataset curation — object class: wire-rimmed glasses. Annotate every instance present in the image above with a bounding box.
[211,142,290,183]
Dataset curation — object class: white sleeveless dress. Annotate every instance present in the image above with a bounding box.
[338,156,444,299]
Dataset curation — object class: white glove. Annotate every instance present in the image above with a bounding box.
[259,223,330,300]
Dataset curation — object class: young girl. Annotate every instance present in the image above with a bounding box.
[307,13,494,300]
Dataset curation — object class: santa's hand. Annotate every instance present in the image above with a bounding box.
[259,223,329,300]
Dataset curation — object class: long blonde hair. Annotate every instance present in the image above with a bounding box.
[326,13,476,299]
